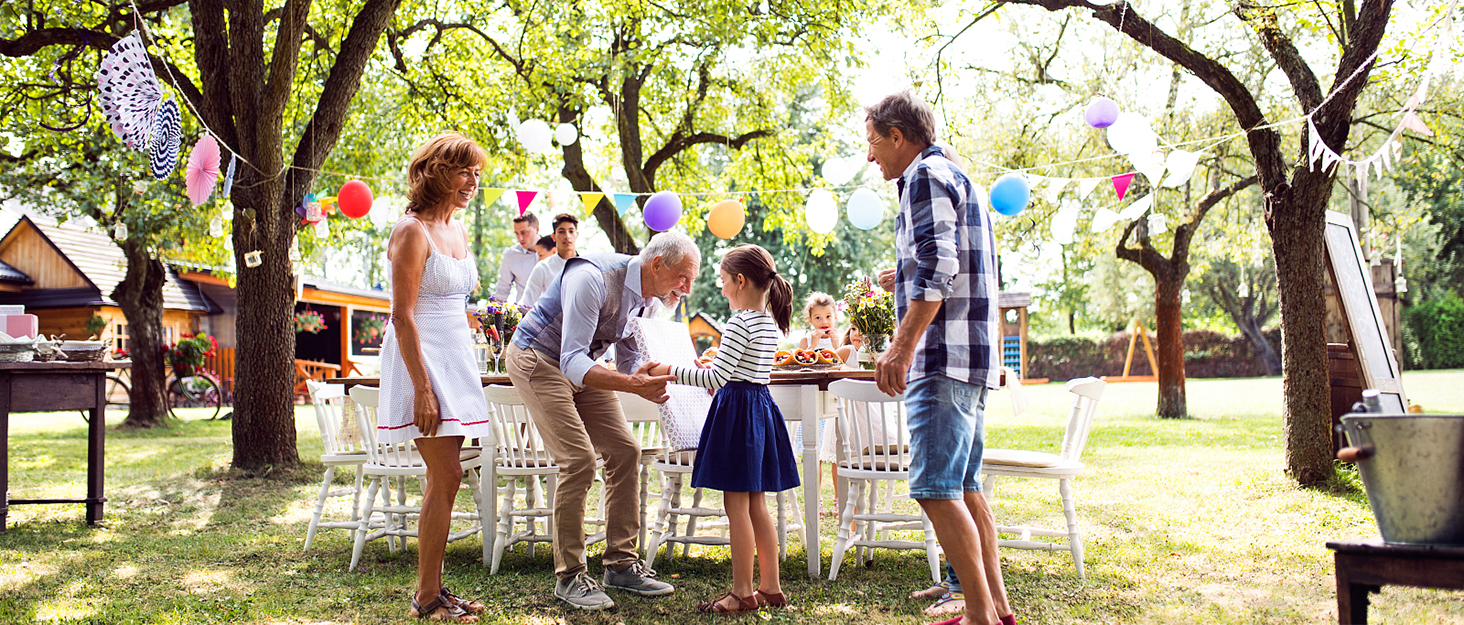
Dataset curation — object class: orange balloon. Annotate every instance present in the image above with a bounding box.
[707,199,745,239]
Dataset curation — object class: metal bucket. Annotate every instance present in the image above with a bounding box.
[1339,412,1464,545]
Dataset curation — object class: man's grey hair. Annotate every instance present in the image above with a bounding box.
[640,230,701,269]
[865,90,938,148]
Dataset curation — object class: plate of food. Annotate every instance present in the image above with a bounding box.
[774,348,842,371]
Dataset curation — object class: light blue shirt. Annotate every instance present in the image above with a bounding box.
[559,256,655,386]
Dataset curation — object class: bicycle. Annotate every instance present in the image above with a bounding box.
[80,364,224,421]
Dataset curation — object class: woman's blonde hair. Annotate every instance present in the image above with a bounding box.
[405,132,487,212]
[802,292,836,322]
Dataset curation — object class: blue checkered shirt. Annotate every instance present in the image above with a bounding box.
[893,145,1001,389]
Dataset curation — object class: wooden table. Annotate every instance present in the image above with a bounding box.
[330,368,875,577]
[1,360,131,531]
[1326,539,1464,624]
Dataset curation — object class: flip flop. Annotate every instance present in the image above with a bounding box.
[922,591,966,617]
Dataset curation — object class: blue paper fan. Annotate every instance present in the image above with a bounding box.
[148,99,182,180]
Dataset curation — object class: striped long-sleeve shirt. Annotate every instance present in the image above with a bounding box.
[670,310,779,390]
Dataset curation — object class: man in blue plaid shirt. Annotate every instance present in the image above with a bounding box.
[866,91,1013,625]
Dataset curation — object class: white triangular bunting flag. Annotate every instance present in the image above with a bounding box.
[1308,119,1326,171]
[1400,112,1433,137]
[1043,178,1068,205]
[1141,165,1166,187]
[1076,177,1102,199]
[1118,194,1154,220]
[1356,164,1369,198]
[1404,76,1431,111]
[1391,139,1403,160]
[1373,154,1386,180]
[1091,207,1121,232]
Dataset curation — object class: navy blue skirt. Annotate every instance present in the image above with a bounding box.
[690,381,801,493]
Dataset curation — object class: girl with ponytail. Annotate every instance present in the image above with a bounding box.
[648,244,798,613]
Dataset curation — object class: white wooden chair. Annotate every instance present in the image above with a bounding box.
[826,379,940,583]
[303,380,374,550]
[481,384,561,574]
[980,376,1106,578]
[346,385,489,572]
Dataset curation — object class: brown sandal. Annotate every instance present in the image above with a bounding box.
[439,586,486,614]
[753,590,788,607]
[697,591,759,614]
[410,592,478,623]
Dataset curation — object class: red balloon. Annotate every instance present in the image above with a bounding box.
[338,180,373,219]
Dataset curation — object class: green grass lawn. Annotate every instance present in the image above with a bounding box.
[3,373,1464,624]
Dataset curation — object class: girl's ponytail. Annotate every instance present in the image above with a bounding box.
[768,273,793,335]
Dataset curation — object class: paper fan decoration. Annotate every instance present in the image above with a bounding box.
[221,153,237,198]
[185,135,221,205]
[148,100,182,180]
[95,32,163,150]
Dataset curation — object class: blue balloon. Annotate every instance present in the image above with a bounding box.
[846,188,885,230]
[989,173,1030,216]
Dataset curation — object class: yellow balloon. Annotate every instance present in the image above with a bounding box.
[707,199,745,239]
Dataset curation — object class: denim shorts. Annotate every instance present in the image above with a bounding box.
[906,374,989,500]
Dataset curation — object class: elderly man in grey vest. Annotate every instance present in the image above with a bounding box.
[505,231,698,610]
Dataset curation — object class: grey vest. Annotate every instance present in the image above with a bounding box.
[512,254,636,366]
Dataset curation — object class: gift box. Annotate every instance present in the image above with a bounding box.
[2,314,38,339]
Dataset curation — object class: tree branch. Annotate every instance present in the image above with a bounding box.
[0,27,205,116]
[1234,1,1324,111]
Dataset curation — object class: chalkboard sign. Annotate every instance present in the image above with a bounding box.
[1324,211,1407,413]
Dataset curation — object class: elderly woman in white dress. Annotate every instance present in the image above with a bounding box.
[378,133,493,623]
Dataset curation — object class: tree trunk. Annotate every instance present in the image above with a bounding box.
[111,241,170,428]
[1238,316,1282,376]
[1268,180,1334,485]
[559,104,640,255]
[1154,276,1187,418]
[230,187,301,470]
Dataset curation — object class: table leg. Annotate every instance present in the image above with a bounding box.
[86,372,106,525]
[1,375,10,533]
[801,384,820,578]
[1334,552,1375,625]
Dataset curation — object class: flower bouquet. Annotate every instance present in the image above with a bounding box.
[843,277,896,367]
[166,333,218,378]
[473,299,528,372]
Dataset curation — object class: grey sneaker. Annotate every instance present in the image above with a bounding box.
[603,561,675,596]
[555,572,616,610]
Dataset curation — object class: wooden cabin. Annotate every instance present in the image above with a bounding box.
[0,214,217,348]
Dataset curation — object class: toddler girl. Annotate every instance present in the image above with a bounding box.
[648,244,798,613]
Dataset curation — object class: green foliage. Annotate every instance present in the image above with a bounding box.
[84,314,107,337]
[1403,294,1464,370]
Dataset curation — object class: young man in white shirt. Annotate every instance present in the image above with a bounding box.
[521,213,580,307]
[494,212,540,303]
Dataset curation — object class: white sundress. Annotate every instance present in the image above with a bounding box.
[377,218,492,444]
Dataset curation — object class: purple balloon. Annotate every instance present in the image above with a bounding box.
[1085,96,1119,129]
[643,191,682,231]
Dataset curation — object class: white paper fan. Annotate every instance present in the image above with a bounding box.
[95,32,163,150]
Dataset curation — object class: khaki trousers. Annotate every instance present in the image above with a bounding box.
[505,343,641,579]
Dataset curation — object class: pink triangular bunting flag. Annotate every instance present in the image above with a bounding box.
[515,190,538,216]
[1111,173,1135,200]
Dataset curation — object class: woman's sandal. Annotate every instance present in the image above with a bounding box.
[439,586,486,615]
[697,592,760,614]
[752,590,788,608]
[410,592,478,623]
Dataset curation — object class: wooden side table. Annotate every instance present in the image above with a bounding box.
[0,360,131,531]
[1326,539,1464,624]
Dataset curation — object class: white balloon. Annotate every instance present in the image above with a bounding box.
[1051,205,1079,245]
[518,119,553,154]
[805,188,839,235]
[846,188,885,230]
[823,157,860,186]
[1106,112,1154,155]
[1118,194,1154,220]
[554,123,579,146]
